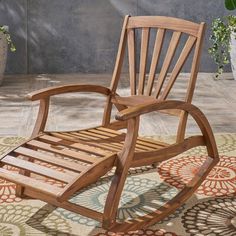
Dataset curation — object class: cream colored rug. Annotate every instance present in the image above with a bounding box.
[0,134,235,236]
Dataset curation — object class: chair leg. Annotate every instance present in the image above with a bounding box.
[15,170,31,198]
[15,185,25,197]
[103,117,139,229]
[102,166,130,228]
[15,157,34,198]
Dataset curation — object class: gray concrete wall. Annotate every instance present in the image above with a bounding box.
[0,0,229,74]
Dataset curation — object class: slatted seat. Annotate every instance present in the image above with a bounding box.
[0,130,118,200]
[0,15,219,232]
[49,127,168,153]
[0,127,169,201]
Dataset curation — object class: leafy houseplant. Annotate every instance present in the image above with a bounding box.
[0,25,16,85]
[209,0,236,79]
[0,25,16,52]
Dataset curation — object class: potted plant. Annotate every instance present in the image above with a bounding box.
[209,0,236,79]
[0,25,16,85]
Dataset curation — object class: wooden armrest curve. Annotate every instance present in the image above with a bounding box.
[116,100,219,159]
[111,95,181,116]
[116,100,196,121]
[27,84,111,101]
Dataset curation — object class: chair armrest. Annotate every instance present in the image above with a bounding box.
[116,100,219,159]
[115,100,190,121]
[27,84,112,101]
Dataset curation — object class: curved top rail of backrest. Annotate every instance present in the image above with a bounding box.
[127,16,201,37]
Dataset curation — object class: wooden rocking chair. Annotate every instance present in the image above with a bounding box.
[0,16,219,232]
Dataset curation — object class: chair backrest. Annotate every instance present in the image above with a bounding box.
[108,15,205,140]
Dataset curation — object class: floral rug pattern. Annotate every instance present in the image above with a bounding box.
[0,134,235,236]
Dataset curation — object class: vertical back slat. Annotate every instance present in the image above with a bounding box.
[146,29,165,96]
[138,28,150,95]
[160,36,196,100]
[154,31,182,98]
[127,28,136,95]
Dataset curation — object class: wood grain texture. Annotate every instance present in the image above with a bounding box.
[2,155,74,182]
[28,84,111,101]
[154,31,182,98]
[0,168,62,198]
[15,146,88,172]
[127,16,200,36]
[138,28,150,95]
[24,188,103,222]
[110,15,129,92]
[0,16,219,232]
[127,28,136,95]
[103,117,140,228]
[160,36,196,100]
[31,98,49,137]
[104,15,129,125]
[146,29,165,96]
[177,23,206,142]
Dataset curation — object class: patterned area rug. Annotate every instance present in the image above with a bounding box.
[0,134,235,236]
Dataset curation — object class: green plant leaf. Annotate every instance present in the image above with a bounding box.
[225,0,236,10]
[208,16,234,78]
[0,25,16,52]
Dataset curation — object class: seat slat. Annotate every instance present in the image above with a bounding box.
[89,128,152,151]
[27,140,102,163]
[75,130,123,147]
[97,127,168,148]
[69,132,121,152]
[78,130,126,150]
[39,135,98,164]
[65,132,92,141]
[79,130,110,139]
[88,130,148,152]
[61,132,120,151]
[42,133,118,156]
[88,128,125,139]
[0,167,62,197]
[15,147,87,173]
[45,133,107,157]
[2,155,73,183]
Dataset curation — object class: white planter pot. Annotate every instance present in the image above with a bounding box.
[0,32,7,85]
[230,33,236,80]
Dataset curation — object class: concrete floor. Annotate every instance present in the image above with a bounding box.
[0,73,235,137]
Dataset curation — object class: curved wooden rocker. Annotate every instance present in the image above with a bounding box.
[0,16,219,232]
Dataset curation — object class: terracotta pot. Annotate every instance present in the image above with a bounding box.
[0,31,8,85]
